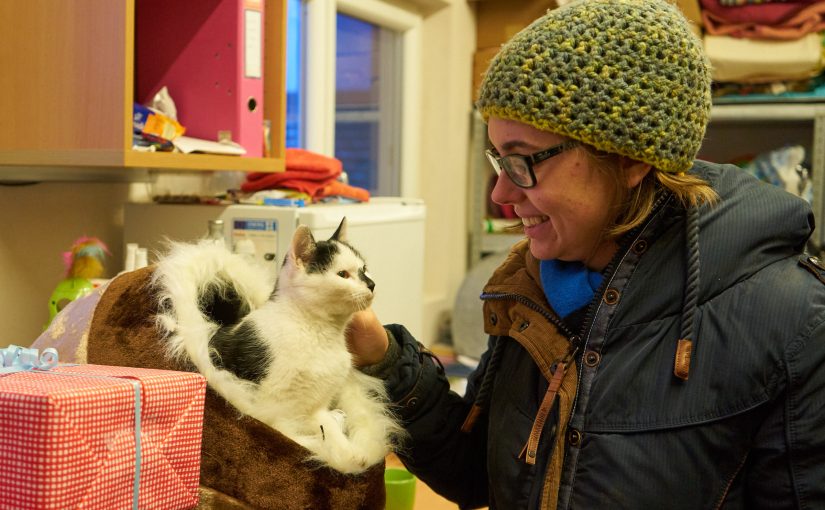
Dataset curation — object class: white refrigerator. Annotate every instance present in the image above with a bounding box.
[124,198,426,339]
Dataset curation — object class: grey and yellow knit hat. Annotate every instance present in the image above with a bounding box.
[476,0,712,174]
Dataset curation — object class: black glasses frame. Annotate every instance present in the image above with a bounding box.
[485,141,579,188]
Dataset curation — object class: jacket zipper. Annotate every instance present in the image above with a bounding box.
[480,292,578,341]
[480,292,582,461]
[568,191,674,418]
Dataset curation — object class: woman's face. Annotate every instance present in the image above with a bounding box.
[488,117,620,270]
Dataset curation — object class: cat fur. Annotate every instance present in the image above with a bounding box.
[153,219,403,474]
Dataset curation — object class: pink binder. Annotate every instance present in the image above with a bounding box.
[135,0,265,157]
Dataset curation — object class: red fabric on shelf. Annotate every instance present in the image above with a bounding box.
[702,0,825,39]
[700,0,820,25]
[242,148,343,193]
[242,148,369,202]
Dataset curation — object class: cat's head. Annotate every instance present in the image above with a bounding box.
[280,217,375,315]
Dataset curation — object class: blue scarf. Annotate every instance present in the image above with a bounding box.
[539,259,604,318]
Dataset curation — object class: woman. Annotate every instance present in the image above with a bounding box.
[349,0,825,507]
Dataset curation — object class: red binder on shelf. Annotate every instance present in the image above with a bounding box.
[135,0,265,158]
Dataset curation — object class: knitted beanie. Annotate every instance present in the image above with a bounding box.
[476,0,712,174]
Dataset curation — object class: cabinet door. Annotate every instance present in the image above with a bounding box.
[0,0,286,174]
[0,1,128,163]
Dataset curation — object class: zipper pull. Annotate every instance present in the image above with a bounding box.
[518,352,573,465]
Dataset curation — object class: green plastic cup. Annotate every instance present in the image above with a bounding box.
[385,467,416,510]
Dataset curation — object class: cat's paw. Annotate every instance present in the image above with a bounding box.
[329,408,348,434]
[324,449,372,474]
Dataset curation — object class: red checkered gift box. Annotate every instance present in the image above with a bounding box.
[0,361,206,510]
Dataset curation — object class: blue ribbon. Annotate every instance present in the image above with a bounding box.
[0,345,142,509]
[0,345,59,373]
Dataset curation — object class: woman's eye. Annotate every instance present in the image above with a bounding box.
[337,270,350,278]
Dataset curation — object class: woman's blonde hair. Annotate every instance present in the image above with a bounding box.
[581,145,719,239]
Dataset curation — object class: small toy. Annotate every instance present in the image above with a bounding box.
[46,237,110,327]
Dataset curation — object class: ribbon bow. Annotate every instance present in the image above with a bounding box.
[0,345,59,374]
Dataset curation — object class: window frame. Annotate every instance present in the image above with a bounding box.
[303,0,422,197]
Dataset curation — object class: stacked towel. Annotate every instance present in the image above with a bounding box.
[243,148,370,202]
[694,0,825,85]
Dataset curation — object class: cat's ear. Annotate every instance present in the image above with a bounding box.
[331,217,348,243]
[290,225,316,268]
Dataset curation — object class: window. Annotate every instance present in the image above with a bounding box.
[285,0,305,149]
[334,14,401,194]
[284,0,421,197]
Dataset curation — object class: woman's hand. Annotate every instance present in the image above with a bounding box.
[347,308,389,367]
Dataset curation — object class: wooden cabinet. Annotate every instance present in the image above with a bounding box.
[0,0,286,173]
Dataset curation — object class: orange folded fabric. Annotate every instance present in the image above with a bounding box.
[317,180,371,202]
[242,148,369,202]
[242,148,343,194]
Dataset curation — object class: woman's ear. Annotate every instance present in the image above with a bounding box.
[621,158,653,189]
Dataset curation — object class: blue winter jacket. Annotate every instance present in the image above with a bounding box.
[381,161,825,509]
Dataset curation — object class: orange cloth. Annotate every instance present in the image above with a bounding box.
[242,148,342,194]
[317,180,370,202]
[242,148,369,202]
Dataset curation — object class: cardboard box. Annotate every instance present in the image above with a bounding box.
[0,364,206,510]
[472,46,502,101]
[475,0,556,50]
[477,0,702,49]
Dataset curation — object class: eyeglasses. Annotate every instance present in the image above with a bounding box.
[485,141,579,189]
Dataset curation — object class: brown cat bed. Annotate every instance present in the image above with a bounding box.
[34,267,385,510]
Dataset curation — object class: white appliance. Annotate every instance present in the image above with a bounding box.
[124,198,426,338]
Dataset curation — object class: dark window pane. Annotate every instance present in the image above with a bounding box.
[335,13,381,194]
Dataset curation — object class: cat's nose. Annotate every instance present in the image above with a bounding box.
[360,270,375,293]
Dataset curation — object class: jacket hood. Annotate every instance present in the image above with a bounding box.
[610,161,813,382]
[690,160,813,289]
[619,161,814,326]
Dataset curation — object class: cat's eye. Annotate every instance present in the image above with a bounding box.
[337,270,350,278]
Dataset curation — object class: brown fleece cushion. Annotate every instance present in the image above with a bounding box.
[86,267,385,510]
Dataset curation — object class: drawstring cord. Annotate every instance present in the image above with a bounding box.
[461,336,507,433]
[674,205,700,380]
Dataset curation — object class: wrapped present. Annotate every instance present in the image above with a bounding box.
[0,346,206,510]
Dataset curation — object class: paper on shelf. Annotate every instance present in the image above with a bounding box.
[173,136,247,156]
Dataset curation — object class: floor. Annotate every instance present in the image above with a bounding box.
[386,454,490,510]
[386,454,457,509]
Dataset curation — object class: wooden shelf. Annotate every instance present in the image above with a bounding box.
[711,102,825,122]
[0,0,286,174]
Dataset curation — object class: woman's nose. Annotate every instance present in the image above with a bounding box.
[490,172,522,207]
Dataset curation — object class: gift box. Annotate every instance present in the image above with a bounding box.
[0,362,206,510]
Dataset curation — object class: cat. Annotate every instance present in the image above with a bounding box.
[153,217,403,474]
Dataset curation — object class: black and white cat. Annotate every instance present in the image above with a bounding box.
[153,218,403,474]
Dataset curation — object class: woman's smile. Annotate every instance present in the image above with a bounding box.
[521,215,548,228]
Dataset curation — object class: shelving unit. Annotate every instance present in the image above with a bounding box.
[0,0,287,175]
[704,102,825,249]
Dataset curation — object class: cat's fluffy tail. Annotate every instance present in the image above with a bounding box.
[152,241,274,412]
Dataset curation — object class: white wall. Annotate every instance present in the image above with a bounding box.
[418,1,475,344]
[0,0,477,348]
[0,182,129,345]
